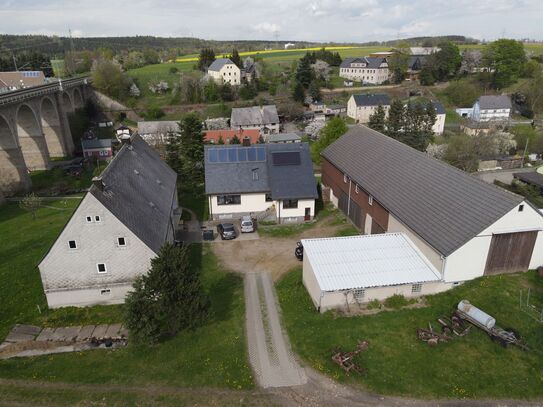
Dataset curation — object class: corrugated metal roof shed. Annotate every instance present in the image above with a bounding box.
[302,233,441,292]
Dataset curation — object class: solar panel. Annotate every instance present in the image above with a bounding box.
[272,152,301,166]
[218,148,228,162]
[228,148,237,162]
[257,147,266,161]
[238,148,247,162]
[208,149,218,162]
[247,147,257,161]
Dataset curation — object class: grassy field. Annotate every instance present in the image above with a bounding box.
[29,165,102,196]
[0,199,253,390]
[276,268,543,399]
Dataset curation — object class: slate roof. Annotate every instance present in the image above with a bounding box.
[340,57,387,69]
[514,172,543,189]
[321,126,524,256]
[266,132,302,143]
[204,143,318,200]
[408,100,446,114]
[138,121,180,135]
[81,138,112,149]
[90,135,177,254]
[477,95,512,110]
[231,105,279,127]
[208,58,234,72]
[351,93,391,107]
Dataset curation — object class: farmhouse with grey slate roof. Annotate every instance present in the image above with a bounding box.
[230,105,280,135]
[339,57,390,84]
[205,143,318,223]
[321,125,543,290]
[347,93,391,124]
[207,58,241,85]
[39,135,179,308]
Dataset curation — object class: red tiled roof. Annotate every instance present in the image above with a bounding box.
[204,129,260,145]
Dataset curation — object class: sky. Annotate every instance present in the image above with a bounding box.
[1,0,542,43]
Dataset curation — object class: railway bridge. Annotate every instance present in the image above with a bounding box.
[0,77,91,195]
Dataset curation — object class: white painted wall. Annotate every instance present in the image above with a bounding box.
[276,198,315,221]
[208,63,241,85]
[347,96,390,123]
[433,113,446,134]
[39,193,156,308]
[339,66,390,84]
[210,192,273,218]
[473,101,510,122]
[444,201,543,281]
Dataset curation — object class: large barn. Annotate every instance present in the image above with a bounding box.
[320,126,543,287]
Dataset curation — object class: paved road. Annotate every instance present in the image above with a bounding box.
[244,272,307,389]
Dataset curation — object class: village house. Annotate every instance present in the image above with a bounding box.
[339,57,390,84]
[456,95,512,122]
[408,100,446,134]
[204,128,260,145]
[137,120,180,145]
[230,105,280,135]
[317,125,543,309]
[265,132,302,144]
[325,104,347,116]
[38,135,179,308]
[205,143,317,223]
[207,58,241,85]
[81,139,113,161]
[347,93,391,124]
[0,71,47,93]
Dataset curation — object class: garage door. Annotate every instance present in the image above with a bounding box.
[337,191,364,229]
[484,231,537,275]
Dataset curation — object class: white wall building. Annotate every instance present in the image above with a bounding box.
[472,95,512,122]
[207,58,241,85]
[347,93,391,124]
[339,57,390,84]
[205,143,317,223]
[39,135,179,308]
[230,105,280,135]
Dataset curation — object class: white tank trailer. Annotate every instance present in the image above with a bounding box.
[457,300,496,330]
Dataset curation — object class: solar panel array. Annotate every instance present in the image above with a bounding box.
[272,151,301,166]
[208,146,266,163]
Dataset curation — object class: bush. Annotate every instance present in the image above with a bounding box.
[443,80,480,107]
[169,66,179,74]
[383,294,415,309]
[367,299,381,310]
[144,106,165,120]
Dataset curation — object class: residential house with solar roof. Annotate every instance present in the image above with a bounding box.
[38,135,179,308]
[204,143,318,223]
[207,58,241,85]
[320,125,543,291]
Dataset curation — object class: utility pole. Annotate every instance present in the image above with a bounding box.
[11,52,18,71]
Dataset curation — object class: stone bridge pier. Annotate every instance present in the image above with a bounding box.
[0,84,87,196]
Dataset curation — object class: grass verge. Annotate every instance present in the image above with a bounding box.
[276,268,543,399]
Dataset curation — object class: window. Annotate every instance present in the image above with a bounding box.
[412,283,422,293]
[68,240,77,249]
[86,216,92,223]
[368,195,373,205]
[519,204,524,212]
[283,199,298,209]
[355,184,359,194]
[343,174,348,183]
[117,237,126,246]
[265,193,273,202]
[95,215,101,222]
[100,289,111,295]
[97,263,107,274]
[353,289,365,301]
[217,194,241,205]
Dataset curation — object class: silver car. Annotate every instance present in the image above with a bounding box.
[240,216,255,233]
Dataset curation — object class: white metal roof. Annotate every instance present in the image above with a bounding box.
[301,233,442,292]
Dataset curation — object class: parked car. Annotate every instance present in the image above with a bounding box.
[217,223,237,240]
[240,216,255,233]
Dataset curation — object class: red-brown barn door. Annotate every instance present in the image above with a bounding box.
[484,231,537,275]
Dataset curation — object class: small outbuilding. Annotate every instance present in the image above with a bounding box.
[301,233,445,313]
[81,139,112,161]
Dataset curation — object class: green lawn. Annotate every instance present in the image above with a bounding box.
[0,199,253,390]
[276,269,543,399]
[29,165,101,196]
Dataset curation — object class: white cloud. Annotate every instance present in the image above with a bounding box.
[252,22,281,35]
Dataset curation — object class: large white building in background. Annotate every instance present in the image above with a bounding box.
[207,58,241,85]
[38,136,179,308]
[315,126,543,311]
[339,57,390,84]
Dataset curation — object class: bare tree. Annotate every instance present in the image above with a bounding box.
[19,193,43,220]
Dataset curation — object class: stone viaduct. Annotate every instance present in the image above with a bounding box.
[0,77,91,196]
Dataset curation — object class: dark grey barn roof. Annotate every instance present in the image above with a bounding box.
[477,95,512,110]
[340,57,387,69]
[204,143,317,200]
[90,135,177,254]
[231,105,279,127]
[321,126,524,256]
[351,93,391,107]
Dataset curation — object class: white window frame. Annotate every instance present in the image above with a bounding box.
[86,216,93,223]
[95,215,101,222]
[368,195,373,205]
[96,263,107,274]
[68,240,77,250]
[355,184,359,194]
[343,174,348,183]
[411,283,422,293]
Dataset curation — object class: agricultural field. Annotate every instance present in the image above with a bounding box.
[0,198,253,391]
[276,268,543,399]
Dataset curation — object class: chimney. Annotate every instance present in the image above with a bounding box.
[92,176,105,191]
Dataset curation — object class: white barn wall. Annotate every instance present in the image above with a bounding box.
[444,201,543,281]
[39,194,156,308]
